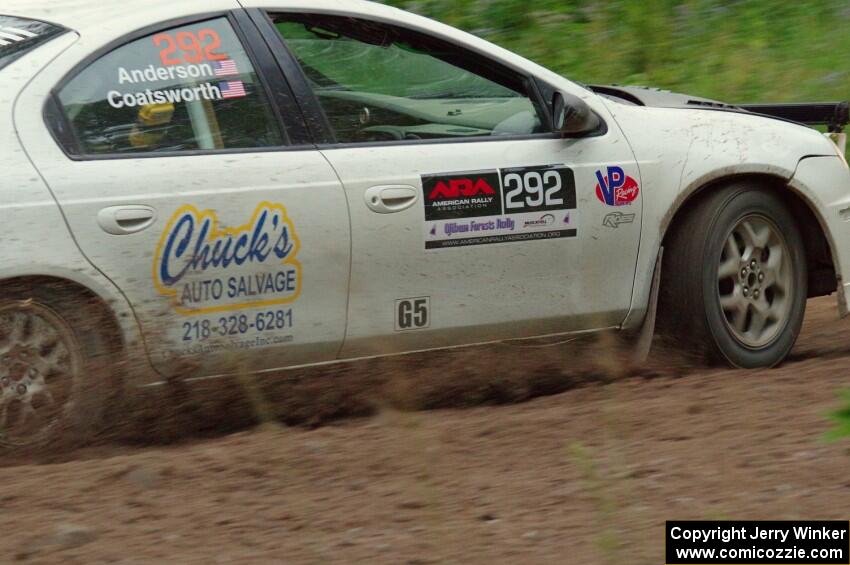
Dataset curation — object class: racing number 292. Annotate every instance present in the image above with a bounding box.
[153,29,227,66]
[504,170,564,210]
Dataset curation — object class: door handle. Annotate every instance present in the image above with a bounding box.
[364,185,418,214]
[97,205,157,235]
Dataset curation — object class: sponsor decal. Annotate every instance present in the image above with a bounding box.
[153,202,301,315]
[602,212,636,228]
[423,171,502,221]
[523,213,556,228]
[595,166,640,206]
[423,165,577,249]
[178,308,295,355]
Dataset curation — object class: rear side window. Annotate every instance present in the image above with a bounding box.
[0,16,66,71]
[57,17,283,156]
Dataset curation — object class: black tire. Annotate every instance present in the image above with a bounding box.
[0,281,116,446]
[657,183,807,368]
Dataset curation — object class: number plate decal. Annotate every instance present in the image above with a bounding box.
[422,165,577,249]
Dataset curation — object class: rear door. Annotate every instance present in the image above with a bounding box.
[253,10,642,357]
[16,10,351,377]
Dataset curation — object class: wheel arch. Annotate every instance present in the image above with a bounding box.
[660,172,838,301]
[0,275,129,362]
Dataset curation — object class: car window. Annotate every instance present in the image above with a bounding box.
[0,15,66,71]
[271,14,545,144]
[57,17,283,156]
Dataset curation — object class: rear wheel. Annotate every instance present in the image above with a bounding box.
[658,184,807,368]
[0,286,113,446]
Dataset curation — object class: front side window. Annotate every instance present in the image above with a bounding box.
[57,17,283,156]
[271,14,545,143]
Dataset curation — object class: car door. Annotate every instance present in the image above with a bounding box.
[15,10,351,378]
[251,9,642,357]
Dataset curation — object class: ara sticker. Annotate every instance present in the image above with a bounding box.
[422,171,502,222]
[153,202,301,315]
[422,165,578,249]
[595,166,639,206]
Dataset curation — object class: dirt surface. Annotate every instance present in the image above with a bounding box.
[1,296,849,564]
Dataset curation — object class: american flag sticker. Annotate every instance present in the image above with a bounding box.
[219,81,247,99]
[213,59,239,77]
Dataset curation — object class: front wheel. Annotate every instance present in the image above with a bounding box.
[658,185,808,368]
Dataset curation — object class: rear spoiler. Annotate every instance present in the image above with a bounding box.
[737,102,850,133]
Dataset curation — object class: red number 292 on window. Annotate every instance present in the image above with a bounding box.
[153,29,227,66]
[199,29,227,61]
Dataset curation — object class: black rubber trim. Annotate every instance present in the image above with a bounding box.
[233,8,311,145]
[246,8,335,144]
[316,132,567,151]
[43,93,79,154]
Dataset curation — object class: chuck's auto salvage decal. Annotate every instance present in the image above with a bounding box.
[423,165,577,249]
[153,202,300,354]
[153,202,301,315]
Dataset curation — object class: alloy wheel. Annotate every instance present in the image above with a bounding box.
[716,214,794,349]
[0,301,81,446]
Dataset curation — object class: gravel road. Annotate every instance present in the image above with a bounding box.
[1,297,849,564]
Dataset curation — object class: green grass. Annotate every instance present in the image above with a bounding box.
[382,0,850,104]
[827,390,850,441]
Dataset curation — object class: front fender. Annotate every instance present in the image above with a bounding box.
[788,155,850,315]
[604,101,836,328]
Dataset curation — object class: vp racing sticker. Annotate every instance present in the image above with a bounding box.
[423,165,577,249]
[153,202,301,315]
[595,166,640,206]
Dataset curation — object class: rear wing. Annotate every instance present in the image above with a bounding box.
[738,102,850,154]
[738,102,850,133]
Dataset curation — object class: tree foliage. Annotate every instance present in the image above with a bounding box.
[383,0,850,103]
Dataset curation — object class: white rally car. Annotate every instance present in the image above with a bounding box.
[2,0,850,443]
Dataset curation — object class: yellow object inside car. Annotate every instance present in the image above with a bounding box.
[138,103,175,126]
[129,103,175,148]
